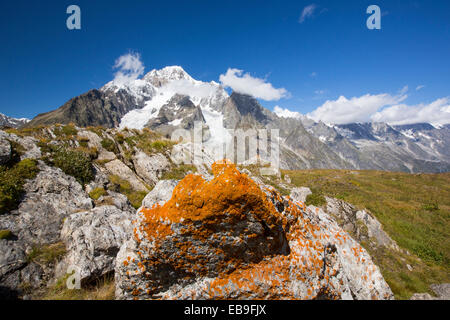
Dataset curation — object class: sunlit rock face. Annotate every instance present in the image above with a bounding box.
[115,161,394,300]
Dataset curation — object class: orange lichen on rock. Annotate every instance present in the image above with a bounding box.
[129,161,291,290]
[115,161,394,300]
[140,160,285,228]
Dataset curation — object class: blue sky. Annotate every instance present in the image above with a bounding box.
[0,0,449,124]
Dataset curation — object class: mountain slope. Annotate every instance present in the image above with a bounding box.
[24,89,150,128]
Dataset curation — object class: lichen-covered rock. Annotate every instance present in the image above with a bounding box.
[115,162,394,300]
[132,152,170,186]
[60,205,134,284]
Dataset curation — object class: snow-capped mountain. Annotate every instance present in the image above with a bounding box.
[114,66,229,134]
[23,66,450,173]
[301,120,450,172]
[0,113,29,128]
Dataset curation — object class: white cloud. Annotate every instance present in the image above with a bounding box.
[315,89,326,95]
[163,79,218,99]
[399,85,409,95]
[113,53,145,85]
[307,93,407,124]
[219,68,289,101]
[299,4,317,23]
[274,106,302,119]
[416,85,425,91]
[310,72,318,78]
[371,98,450,126]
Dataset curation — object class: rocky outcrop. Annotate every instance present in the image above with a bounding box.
[141,180,178,208]
[324,197,399,251]
[0,138,11,165]
[0,161,96,298]
[0,163,93,246]
[0,240,44,299]
[0,131,41,161]
[0,240,27,281]
[59,204,135,284]
[115,162,394,300]
[77,129,116,161]
[410,284,450,300]
[104,159,148,191]
[132,152,171,186]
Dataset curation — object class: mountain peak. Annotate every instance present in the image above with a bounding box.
[143,66,194,87]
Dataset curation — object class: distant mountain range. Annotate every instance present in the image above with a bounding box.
[20,66,450,173]
[0,113,29,129]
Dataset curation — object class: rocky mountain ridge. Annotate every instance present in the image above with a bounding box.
[18,66,450,173]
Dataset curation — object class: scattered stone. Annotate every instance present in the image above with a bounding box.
[290,187,312,204]
[284,174,291,184]
[410,293,435,300]
[430,283,450,300]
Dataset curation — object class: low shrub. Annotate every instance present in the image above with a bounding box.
[27,242,66,264]
[52,149,94,186]
[0,229,13,240]
[115,133,125,145]
[54,124,78,138]
[89,187,107,200]
[101,138,117,153]
[161,164,197,180]
[422,202,439,212]
[78,137,90,148]
[0,159,39,214]
[305,192,326,207]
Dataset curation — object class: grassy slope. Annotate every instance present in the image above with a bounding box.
[283,169,450,299]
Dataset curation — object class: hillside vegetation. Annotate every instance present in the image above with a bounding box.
[283,169,450,299]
